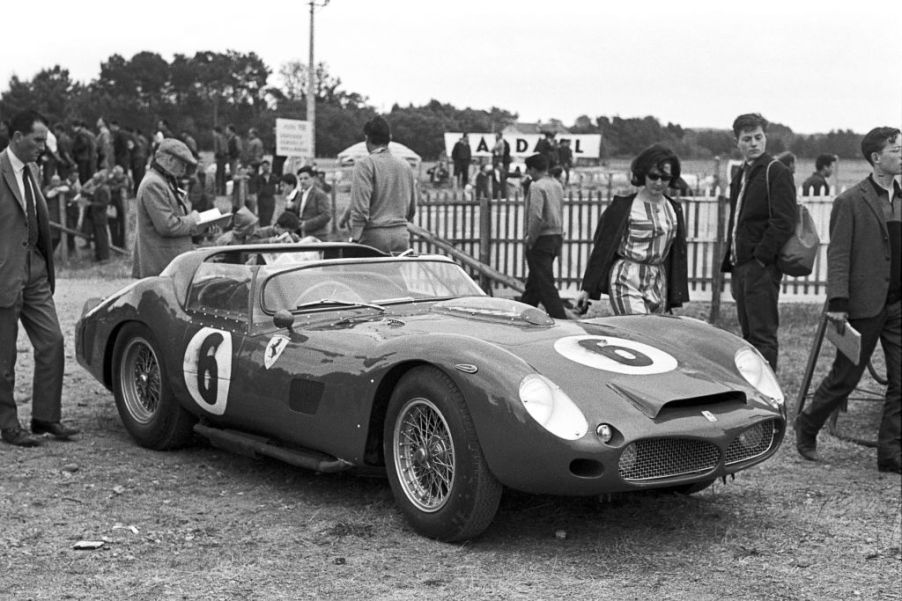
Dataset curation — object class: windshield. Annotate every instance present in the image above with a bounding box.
[262,259,485,313]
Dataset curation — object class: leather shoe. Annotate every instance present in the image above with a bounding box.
[878,462,902,474]
[2,425,42,447]
[793,420,820,462]
[31,420,80,440]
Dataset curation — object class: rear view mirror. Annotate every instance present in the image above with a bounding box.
[273,310,295,330]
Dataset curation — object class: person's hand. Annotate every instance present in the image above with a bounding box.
[825,311,849,335]
[187,210,201,226]
[574,290,590,315]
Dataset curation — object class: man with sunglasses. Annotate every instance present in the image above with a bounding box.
[721,113,796,371]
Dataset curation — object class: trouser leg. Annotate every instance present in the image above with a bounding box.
[878,302,901,466]
[731,260,781,370]
[523,235,565,319]
[19,252,64,424]
[0,301,22,429]
[797,310,885,438]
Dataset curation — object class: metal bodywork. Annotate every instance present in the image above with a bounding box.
[76,243,786,496]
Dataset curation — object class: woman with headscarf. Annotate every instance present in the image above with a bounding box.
[575,144,689,315]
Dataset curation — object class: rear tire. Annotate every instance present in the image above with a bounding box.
[384,366,502,541]
[112,323,196,450]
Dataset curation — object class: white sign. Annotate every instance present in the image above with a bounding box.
[444,132,602,160]
[276,118,312,157]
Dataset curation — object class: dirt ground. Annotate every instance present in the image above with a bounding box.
[1,276,899,601]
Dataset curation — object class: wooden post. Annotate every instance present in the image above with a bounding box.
[330,179,338,239]
[479,193,492,294]
[58,194,68,264]
[709,192,727,325]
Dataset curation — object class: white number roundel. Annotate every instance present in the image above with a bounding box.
[183,327,233,415]
[553,335,677,375]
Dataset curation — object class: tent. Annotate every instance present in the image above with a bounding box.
[336,141,422,169]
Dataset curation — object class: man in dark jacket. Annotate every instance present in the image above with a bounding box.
[795,127,901,473]
[801,153,836,196]
[721,113,796,370]
[451,134,471,188]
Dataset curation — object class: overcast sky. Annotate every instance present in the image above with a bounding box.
[3,0,900,134]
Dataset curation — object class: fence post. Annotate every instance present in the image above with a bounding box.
[58,193,68,264]
[709,193,727,324]
[479,193,492,294]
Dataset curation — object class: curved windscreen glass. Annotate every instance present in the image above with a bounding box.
[262,259,485,313]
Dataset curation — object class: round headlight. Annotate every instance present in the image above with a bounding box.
[518,374,588,440]
[734,347,784,408]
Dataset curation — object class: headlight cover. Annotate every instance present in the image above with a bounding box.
[518,374,588,440]
[734,347,784,408]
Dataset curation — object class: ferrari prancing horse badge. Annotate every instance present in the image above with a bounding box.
[264,335,289,369]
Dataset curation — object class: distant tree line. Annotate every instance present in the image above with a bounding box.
[0,51,865,162]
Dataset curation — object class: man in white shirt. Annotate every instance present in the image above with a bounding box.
[0,110,78,446]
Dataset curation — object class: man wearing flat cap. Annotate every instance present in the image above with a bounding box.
[133,138,202,278]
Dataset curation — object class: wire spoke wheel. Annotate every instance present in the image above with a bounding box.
[384,366,502,541]
[393,397,456,512]
[112,323,195,450]
[119,337,162,424]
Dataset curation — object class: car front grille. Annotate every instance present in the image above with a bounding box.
[725,419,779,465]
[618,438,720,482]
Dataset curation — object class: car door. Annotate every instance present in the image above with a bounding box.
[179,260,253,423]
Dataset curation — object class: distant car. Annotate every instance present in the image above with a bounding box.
[76,243,786,541]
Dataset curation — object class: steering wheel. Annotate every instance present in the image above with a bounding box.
[294,281,364,307]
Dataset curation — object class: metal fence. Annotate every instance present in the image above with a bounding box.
[411,188,838,303]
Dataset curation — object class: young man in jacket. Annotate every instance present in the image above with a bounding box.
[795,127,901,474]
[721,113,796,370]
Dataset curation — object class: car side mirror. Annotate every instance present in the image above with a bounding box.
[273,310,295,331]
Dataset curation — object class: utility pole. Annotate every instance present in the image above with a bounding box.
[307,0,329,162]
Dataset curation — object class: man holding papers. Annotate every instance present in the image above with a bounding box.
[133,138,203,278]
[795,127,901,474]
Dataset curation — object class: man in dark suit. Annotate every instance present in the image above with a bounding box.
[287,165,332,239]
[0,110,79,447]
[721,113,796,370]
[451,134,471,189]
[795,127,901,473]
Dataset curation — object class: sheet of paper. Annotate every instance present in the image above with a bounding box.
[197,209,232,227]
[825,320,861,365]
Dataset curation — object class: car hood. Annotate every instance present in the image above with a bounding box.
[406,299,758,418]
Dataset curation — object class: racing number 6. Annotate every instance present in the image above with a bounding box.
[183,327,233,415]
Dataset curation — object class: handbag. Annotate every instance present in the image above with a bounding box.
[766,161,819,277]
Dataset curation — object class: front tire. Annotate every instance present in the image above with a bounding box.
[112,323,196,450]
[384,366,502,541]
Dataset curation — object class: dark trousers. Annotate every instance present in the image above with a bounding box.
[77,160,93,184]
[731,260,781,370]
[65,203,80,252]
[131,163,146,196]
[258,196,275,227]
[0,250,65,429]
[454,162,469,187]
[522,234,566,319]
[215,157,227,195]
[797,301,901,466]
[85,210,110,261]
[109,193,126,248]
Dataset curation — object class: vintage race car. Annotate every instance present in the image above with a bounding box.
[76,243,786,541]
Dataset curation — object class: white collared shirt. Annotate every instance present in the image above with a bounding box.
[298,186,312,216]
[6,146,31,202]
